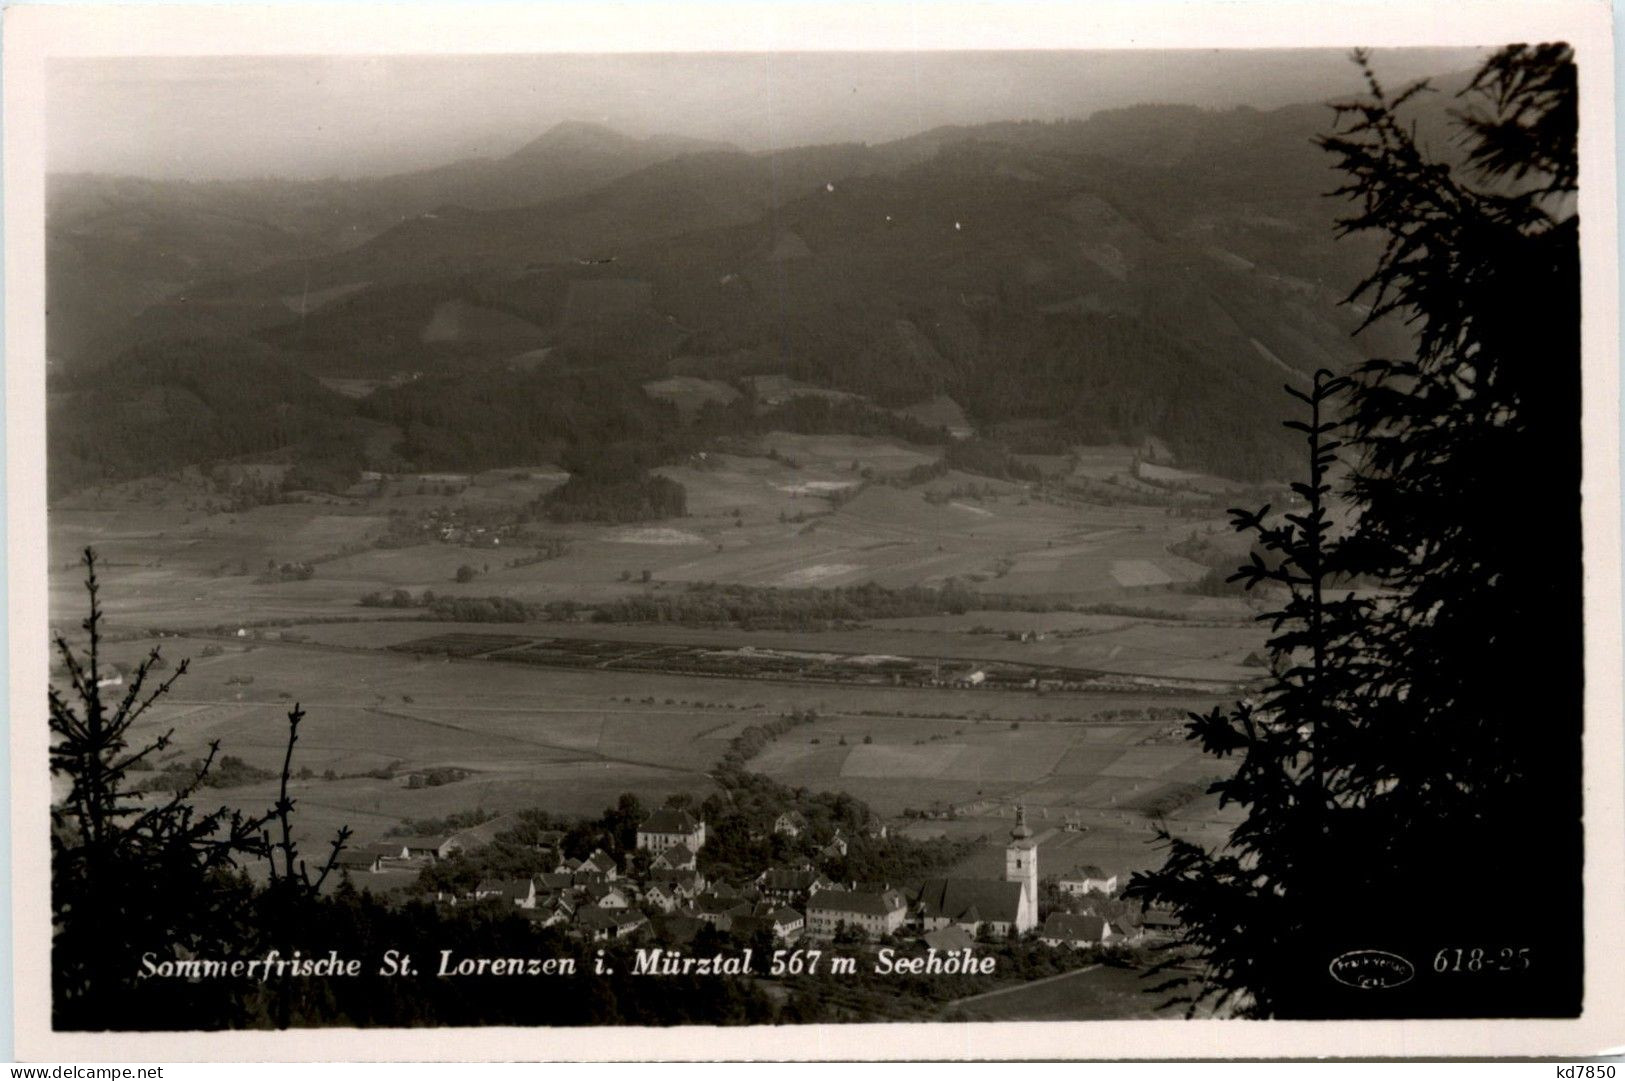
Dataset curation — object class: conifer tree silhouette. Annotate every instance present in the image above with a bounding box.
[51,548,348,1029]
[1130,44,1582,1018]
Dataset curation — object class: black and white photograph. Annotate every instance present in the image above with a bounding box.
[6,0,1621,1062]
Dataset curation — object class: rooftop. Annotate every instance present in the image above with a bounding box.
[641,808,701,834]
[807,888,905,917]
[916,878,1025,924]
[1041,913,1110,941]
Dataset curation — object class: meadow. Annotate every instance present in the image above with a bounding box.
[52,430,1263,884]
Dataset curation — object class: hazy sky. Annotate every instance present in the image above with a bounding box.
[49,48,1485,181]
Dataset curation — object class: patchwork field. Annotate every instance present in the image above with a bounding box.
[51,431,1265,886]
[52,433,1261,630]
[78,620,1236,865]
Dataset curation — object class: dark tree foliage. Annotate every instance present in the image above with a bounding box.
[50,549,346,1029]
[540,473,687,524]
[1127,373,1370,1018]
[48,337,357,496]
[1128,45,1582,1019]
[537,442,688,523]
[1324,43,1583,1017]
[363,368,685,474]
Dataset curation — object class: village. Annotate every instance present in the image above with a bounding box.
[333,801,1178,960]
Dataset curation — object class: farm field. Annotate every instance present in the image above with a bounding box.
[81,624,1235,861]
[749,704,1237,878]
[50,429,1262,886]
[50,433,1248,632]
[283,615,1260,687]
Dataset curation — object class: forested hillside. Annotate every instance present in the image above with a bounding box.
[49,86,1455,493]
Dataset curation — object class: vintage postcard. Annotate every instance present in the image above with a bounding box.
[5,0,1622,1062]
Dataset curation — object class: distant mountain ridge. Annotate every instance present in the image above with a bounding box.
[49,79,1475,494]
[48,120,739,364]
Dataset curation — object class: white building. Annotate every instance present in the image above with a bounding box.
[637,808,707,854]
[1057,865,1119,897]
[805,889,907,939]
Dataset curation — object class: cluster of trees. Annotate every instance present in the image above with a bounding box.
[534,442,688,524]
[362,368,684,476]
[713,708,822,778]
[359,578,1076,628]
[391,810,497,837]
[576,580,1063,628]
[48,337,361,496]
[139,753,276,794]
[410,796,651,899]
[540,473,687,524]
[404,767,468,789]
[938,310,1301,482]
[727,394,946,446]
[941,438,1044,482]
[357,589,533,622]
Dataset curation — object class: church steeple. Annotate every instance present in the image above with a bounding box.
[1005,803,1038,927]
[1010,803,1033,841]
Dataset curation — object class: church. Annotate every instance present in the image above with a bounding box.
[914,806,1039,937]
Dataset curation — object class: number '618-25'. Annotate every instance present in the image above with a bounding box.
[1433,947,1531,973]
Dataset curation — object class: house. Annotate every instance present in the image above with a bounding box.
[581,882,629,909]
[820,833,849,860]
[521,904,572,930]
[399,834,460,861]
[584,849,619,880]
[805,889,907,939]
[367,841,411,863]
[537,893,576,923]
[948,668,986,688]
[755,868,833,907]
[335,849,385,875]
[555,856,584,875]
[652,842,696,872]
[637,808,707,854]
[648,868,706,898]
[773,812,807,838]
[644,882,682,914]
[1040,913,1113,949]
[1057,865,1119,897]
[1138,906,1180,937]
[474,877,536,909]
[535,871,574,894]
[334,840,414,875]
[726,903,805,943]
[921,925,977,952]
[691,893,755,930]
[576,907,647,942]
[763,905,805,941]
[705,881,757,903]
[1109,913,1144,943]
